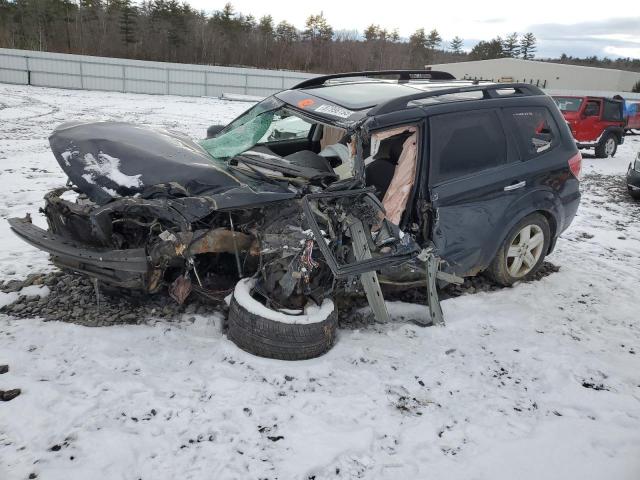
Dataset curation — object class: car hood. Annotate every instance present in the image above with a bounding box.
[49,121,295,206]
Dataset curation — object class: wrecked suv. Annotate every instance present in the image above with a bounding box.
[9,71,581,360]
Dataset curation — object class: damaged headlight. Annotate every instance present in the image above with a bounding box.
[634,153,640,172]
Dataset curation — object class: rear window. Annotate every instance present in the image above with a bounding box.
[505,107,559,160]
[430,109,507,183]
[553,97,582,112]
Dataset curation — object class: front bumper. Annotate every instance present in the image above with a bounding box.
[8,216,151,289]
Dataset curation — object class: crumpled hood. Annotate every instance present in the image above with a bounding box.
[49,121,245,204]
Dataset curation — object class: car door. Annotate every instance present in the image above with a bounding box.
[427,108,527,276]
[575,99,602,142]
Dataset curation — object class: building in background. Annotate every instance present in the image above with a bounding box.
[427,58,640,97]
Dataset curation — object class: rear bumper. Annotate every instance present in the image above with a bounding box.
[8,216,151,289]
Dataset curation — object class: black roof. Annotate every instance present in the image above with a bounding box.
[291,70,456,89]
[275,71,547,124]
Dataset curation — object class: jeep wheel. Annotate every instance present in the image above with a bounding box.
[487,214,550,286]
[227,278,337,361]
[595,134,617,158]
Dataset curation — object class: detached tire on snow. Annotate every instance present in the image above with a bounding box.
[227,278,337,361]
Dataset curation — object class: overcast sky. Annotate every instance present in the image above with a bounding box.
[188,0,640,59]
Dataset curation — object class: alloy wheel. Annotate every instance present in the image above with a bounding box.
[604,137,616,156]
[506,224,545,278]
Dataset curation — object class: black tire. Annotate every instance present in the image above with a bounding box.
[594,133,617,158]
[487,213,551,287]
[227,281,337,361]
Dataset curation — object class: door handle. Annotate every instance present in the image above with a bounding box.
[504,181,526,191]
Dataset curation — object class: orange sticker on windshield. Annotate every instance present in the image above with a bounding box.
[297,98,315,108]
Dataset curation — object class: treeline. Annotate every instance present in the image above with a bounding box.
[553,53,640,73]
[0,0,536,70]
[0,0,638,74]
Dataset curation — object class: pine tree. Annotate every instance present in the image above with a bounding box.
[258,15,274,36]
[409,28,426,49]
[364,24,379,41]
[220,2,234,22]
[275,21,297,43]
[520,32,536,60]
[470,37,504,60]
[426,29,441,50]
[450,36,463,54]
[118,0,138,51]
[302,13,333,42]
[502,32,519,57]
[409,28,427,66]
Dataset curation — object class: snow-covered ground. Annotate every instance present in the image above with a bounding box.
[1,84,639,480]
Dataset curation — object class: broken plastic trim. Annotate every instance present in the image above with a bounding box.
[301,188,419,278]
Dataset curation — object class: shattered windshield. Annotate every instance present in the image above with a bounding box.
[200,96,313,160]
[200,96,281,159]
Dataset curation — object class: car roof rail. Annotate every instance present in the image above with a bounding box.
[292,70,456,89]
[368,83,546,116]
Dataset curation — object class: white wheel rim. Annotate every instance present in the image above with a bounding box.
[605,138,615,156]
[506,224,544,278]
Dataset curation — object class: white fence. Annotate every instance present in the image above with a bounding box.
[2,49,639,102]
[0,48,316,98]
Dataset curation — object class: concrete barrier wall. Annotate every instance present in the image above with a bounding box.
[0,48,317,97]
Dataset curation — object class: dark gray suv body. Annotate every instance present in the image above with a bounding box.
[9,71,581,330]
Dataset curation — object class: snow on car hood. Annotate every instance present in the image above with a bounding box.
[49,121,247,204]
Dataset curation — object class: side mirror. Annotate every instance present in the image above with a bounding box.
[206,124,225,139]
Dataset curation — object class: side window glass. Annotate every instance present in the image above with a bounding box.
[583,101,600,117]
[258,113,312,143]
[430,110,507,183]
[505,107,559,159]
[603,100,622,121]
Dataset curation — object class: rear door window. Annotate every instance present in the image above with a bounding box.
[602,100,623,121]
[504,107,559,160]
[430,109,507,184]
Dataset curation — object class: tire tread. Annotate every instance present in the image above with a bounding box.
[227,294,337,361]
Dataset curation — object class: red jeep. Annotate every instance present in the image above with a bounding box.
[553,96,625,158]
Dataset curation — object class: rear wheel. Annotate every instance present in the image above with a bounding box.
[487,214,550,286]
[595,134,617,158]
[227,278,337,361]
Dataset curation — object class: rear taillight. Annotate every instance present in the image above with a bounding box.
[568,151,582,179]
